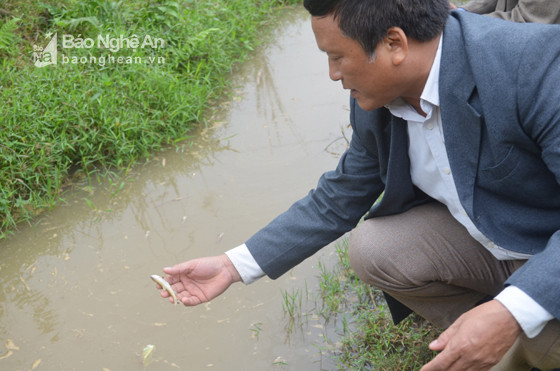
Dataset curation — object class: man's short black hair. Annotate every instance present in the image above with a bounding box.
[304,0,449,56]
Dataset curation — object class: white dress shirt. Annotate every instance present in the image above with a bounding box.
[226,35,553,338]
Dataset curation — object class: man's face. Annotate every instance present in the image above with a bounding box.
[311,15,403,111]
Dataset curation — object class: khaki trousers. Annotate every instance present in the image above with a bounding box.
[348,202,560,370]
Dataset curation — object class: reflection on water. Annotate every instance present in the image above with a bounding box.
[0,6,351,370]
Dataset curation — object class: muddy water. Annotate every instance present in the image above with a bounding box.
[0,7,353,371]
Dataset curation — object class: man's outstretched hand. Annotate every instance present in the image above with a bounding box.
[421,300,521,370]
[156,254,242,306]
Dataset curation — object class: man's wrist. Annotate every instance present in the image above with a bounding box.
[225,244,265,284]
[495,286,554,338]
[220,254,243,283]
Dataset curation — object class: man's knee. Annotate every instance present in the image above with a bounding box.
[347,206,451,291]
[348,218,412,288]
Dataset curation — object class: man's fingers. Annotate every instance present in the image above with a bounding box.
[422,332,463,371]
[163,265,182,276]
[163,263,194,283]
[179,295,203,307]
[429,338,445,351]
[421,348,459,371]
[429,325,455,351]
[421,326,458,370]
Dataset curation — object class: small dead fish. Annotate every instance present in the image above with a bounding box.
[150,274,178,304]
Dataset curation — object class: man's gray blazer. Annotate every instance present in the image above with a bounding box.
[246,12,560,320]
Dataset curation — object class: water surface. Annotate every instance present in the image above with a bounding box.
[0,7,352,370]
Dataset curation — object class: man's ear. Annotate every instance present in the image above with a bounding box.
[384,27,408,66]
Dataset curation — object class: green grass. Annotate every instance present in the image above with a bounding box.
[0,0,299,238]
[337,307,439,370]
[281,286,305,335]
[284,239,441,370]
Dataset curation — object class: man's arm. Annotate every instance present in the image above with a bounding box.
[157,99,387,304]
[462,0,560,23]
[246,101,386,279]
[508,23,560,320]
[460,0,498,14]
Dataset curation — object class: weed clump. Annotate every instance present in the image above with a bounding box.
[303,240,440,370]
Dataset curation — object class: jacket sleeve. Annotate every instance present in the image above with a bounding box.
[463,0,560,24]
[462,0,499,15]
[505,24,560,321]
[245,98,385,279]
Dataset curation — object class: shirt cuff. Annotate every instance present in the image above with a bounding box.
[495,286,554,338]
[225,244,265,284]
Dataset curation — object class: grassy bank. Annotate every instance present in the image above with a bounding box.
[284,239,440,370]
[331,242,440,369]
[0,0,299,238]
